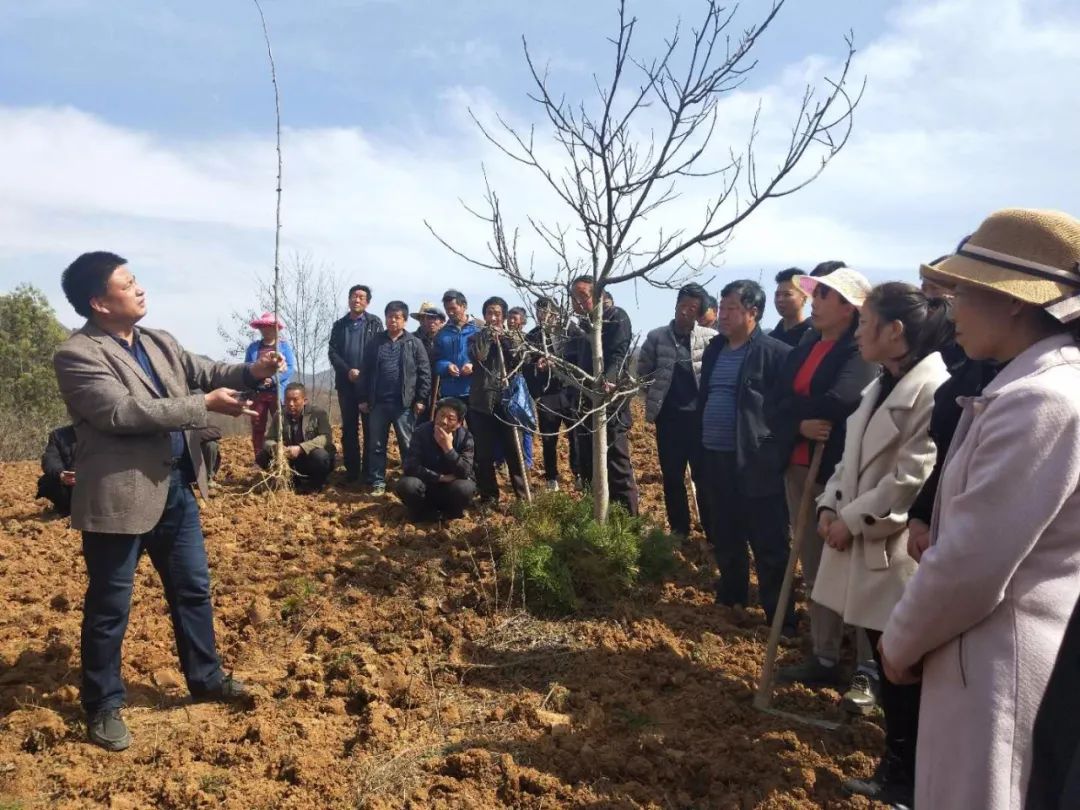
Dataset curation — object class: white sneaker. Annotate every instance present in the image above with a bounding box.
[545,480,560,492]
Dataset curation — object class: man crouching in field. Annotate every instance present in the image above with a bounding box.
[53,251,283,751]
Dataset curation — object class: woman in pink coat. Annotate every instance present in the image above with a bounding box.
[880,208,1080,810]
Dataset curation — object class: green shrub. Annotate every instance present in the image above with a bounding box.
[499,491,677,613]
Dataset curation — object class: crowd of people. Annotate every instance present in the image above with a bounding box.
[36,206,1080,809]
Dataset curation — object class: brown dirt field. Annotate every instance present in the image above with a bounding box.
[0,403,887,809]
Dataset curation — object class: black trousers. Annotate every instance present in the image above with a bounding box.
[256,447,335,490]
[574,405,639,516]
[36,474,72,516]
[537,394,578,482]
[655,414,709,538]
[470,408,528,501]
[865,628,920,785]
[337,389,370,480]
[701,450,794,628]
[396,476,477,519]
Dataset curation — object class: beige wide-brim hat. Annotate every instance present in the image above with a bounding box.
[410,301,445,321]
[921,208,1080,323]
[797,267,873,307]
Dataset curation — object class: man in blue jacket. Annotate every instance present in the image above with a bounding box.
[432,289,480,402]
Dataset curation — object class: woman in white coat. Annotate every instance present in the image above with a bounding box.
[880,208,1080,810]
[811,282,952,807]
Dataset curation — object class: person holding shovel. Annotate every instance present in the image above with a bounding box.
[766,267,880,711]
[468,296,529,504]
[811,281,952,807]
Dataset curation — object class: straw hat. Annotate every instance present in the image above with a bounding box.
[410,301,445,322]
[921,208,1080,323]
[797,267,873,307]
[249,312,285,329]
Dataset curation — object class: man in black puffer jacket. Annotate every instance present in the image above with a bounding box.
[396,398,476,520]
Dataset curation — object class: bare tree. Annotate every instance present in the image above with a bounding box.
[429,0,862,522]
[218,251,343,400]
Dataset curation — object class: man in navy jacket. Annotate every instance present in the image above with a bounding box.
[698,280,795,633]
[328,284,384,483]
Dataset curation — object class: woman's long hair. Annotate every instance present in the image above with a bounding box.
[864,282,955,373]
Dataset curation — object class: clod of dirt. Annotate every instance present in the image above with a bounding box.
[152,668,184,690]
[4,708,68,753]
[245,596,273,627]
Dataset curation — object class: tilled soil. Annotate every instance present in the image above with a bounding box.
[0,405,886,808]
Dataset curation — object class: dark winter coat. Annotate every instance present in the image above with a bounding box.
[40,425,77,479]
[769,318,813,348]
[1028,593,1080,810]
[563,305,634,416]
[467,328,525,415]
[765,327,879,485]
[907,347,1000,524]
[328,312,384,391]
[523,324,567,400]
[637,320,715,423]
[698,327,791,497]
[403,422,475,483]
[357,331,431,409]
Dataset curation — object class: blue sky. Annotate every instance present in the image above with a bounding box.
[1,0,1078,359]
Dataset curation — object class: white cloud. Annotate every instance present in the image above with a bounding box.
[1,0,1078,359]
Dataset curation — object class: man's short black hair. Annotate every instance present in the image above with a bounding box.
[774,267,806,285]
[676,282,710,313]
[482,296,508,317]
[811,260,847,277]
[570,274,594,287]
[61,251,127,319]
[434,397,468,421]
[508,306,527,320]
[384,300,409,319]
[284,381,307,395]
[348,284,372,300]
[603,291,614,304]
[720,279,766,320]
[704,294,718,312]
[535,296,557,311]
[442,289,467,306]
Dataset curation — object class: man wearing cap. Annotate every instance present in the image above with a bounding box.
[244,312,296,456]
[328,284,384,484]
[878,208,1080,810]
[769,268,813,347]
[433,290,480,403]
[412,302,446,423]
[53,251,283,751]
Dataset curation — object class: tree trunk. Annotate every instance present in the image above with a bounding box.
[590,301,609,523]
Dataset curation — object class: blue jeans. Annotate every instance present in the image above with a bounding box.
[80,468,223,713]
[367,402,414,486]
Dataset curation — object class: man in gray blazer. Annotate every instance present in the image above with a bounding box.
[53,251,283,751]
